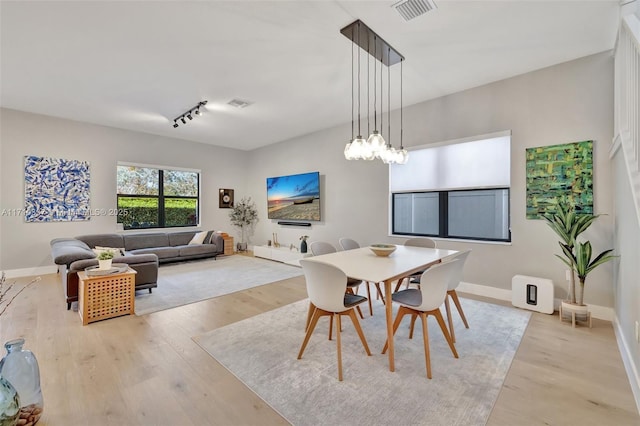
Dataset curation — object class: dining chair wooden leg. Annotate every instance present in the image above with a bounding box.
[305,301,316,332]
[328,314,333,340]
[382,306,410,354]
[433,308,458,359]
[444,296,455,343]
[409,313,417,339]
[298,307,324,359]
[347,309,372,355]
[449,290,469,328]
[419,313,432,379]
[336,313,343,381]
[374,283,385,304]
[365,283,373,316]
[393,277,406,293]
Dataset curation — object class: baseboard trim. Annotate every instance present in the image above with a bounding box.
[457,281,614,320]
[3,265,57,279]
[613,315,640,415]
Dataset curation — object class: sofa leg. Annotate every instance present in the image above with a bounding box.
[67,302,71,310]
[149,288,152,294]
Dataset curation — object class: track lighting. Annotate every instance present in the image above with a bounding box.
[171,100,208,128]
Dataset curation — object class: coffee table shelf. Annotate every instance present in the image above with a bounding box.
[77,268,136,325]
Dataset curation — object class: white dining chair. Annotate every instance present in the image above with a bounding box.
[444,249,472,343]
[382,259,459,379]
[394,237,438,292]
[338,237,385,316]
[298,259,371,381]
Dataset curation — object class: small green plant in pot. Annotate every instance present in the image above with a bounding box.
[97,250,114,270]
[542,200,616,320]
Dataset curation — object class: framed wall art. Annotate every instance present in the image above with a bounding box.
[24,155,91,222]
[525,140,593,219]
[219,188,234,208]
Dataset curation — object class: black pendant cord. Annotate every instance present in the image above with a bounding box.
[357,23,361,138]
[373,36,377,132]
[367,35,370,137]
[380,48,384,141]
[351,34,354,142]
[387,46,391,147]
[400,58,404,150]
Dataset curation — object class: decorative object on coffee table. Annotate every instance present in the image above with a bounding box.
[220,233,234,255]
[219,188,234,208]
[299,235,309,253]
[229,197,258,252]
[0,372,19,426]
[97,250,114,270]
[0,338,43,425]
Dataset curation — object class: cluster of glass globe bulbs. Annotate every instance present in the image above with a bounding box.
[344,132,408,164]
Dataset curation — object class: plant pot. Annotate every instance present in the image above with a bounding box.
[98,259,112,270]
[236,242,247,252]
[559,301,592,328]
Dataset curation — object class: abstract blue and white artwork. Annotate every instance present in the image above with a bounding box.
[24,155,91,222]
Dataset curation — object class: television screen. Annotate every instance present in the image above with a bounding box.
[267,171,320,221]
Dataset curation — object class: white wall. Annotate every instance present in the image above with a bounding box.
[0,109,247,270]
[248,51,616,307]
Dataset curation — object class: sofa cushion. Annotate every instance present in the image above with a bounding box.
[76,234,125,249]
[178,244,219,257]
[129,246,179,259]
[168,231,197,247]
[124,233,169,250]
[51,243,96,265]
[188,231,208,245]
[70,253,158,271]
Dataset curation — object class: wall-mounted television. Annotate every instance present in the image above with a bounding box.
[267,171,320,221]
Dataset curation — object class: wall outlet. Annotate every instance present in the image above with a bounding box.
[636,321,639,343]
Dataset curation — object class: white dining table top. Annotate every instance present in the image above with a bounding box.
[304,245,459,283]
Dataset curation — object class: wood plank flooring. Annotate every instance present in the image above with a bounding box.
[0,267,637,425]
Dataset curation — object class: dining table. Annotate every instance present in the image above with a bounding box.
[304,245,459,372]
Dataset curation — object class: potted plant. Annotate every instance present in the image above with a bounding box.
[542,200,616,320]
[229,197,259,252]
[97,250,114,270]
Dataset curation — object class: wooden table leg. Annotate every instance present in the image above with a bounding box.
[384,279,395,372]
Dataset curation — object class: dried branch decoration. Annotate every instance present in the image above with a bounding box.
[0,272,41,317]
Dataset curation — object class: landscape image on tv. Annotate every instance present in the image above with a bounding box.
[267,171,320,221]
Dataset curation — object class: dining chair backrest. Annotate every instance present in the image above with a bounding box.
[416,259,459,311]
[310,241,337,256]
[446,249,471,291]
[338,238,360,251]
[404,237,437,249]
[300,259,349,312]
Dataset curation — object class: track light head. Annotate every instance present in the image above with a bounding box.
[195,108,201,116]
[173,121,179,128]
[187,113,193,120]
[180,117,186,124]
[172,100,208,128]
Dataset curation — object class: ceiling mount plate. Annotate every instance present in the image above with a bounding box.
[340,20,404,67]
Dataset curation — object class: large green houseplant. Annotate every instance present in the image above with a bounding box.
[229,197,258,251]
[542,201,616,309]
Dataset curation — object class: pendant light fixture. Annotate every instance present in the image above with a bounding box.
[341,20,409,165]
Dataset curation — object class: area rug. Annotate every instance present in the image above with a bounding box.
[194,297,531,426]
[135,256,303,315]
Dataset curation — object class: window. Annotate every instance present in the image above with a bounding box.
[390,132,511,242]
[117,164,199,230]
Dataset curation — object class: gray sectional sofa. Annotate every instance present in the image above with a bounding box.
[51,230,224,309]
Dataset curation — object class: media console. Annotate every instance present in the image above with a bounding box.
[253,245,312,267]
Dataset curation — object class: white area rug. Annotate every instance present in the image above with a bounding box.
[194,297,531,426]
[135,256,303,315]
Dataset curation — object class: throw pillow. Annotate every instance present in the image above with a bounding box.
[92,246,124,258]
[189,231,208,245]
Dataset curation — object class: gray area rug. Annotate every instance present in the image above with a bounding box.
[194,297,531,426]
[135,255,303,315]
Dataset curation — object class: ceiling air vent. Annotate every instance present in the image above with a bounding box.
[227,98,253,109]
[393,0,437,21]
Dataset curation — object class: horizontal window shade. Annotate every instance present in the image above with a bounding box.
[390,135,511,191]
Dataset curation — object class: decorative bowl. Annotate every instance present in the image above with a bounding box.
[369,244,396,257]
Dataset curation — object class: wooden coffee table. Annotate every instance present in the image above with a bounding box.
[77,266,137,325]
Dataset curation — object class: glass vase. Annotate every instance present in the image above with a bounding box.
[0,373,19,426]
[0,339,43,425]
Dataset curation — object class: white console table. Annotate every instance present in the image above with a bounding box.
[253,245,312,267]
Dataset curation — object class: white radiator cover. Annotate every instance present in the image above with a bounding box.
[511,275,554,314]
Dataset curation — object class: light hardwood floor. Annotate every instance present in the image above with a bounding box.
[0,269,638,425]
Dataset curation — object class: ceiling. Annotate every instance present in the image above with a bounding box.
[0,1,620,151]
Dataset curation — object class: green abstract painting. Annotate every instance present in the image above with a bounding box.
[526,140,593,219]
